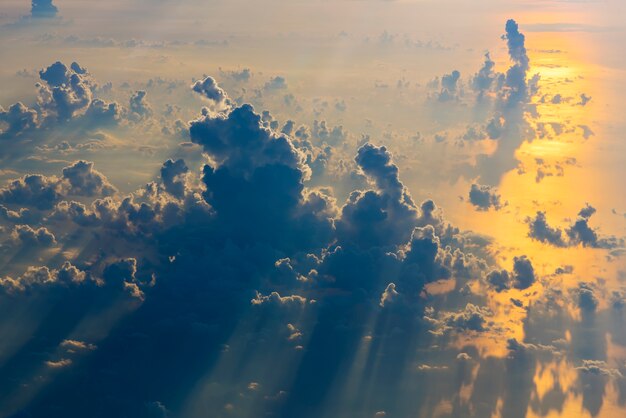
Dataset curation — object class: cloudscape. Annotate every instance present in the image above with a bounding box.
[1,1,626,417]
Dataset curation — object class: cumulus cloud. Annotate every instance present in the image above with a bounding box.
[31,0,58,18]
[10,224,56,247]
[438,70,461,101]
[191,76,231,110]
[336,143,417,249]
[474,19,538,185]
[251,291,307,306]
[60,339,96,352]
[379,282,399,307]
[312,120,346,145]
[46,358,72,368]
[502,19,529,105]
[0,161,115,210]
[129,90,153,120]
[62,160,117,197]
[512,255,535,289]
[0,103,39,139]
[84,98,122,125]
[429,303,492,334]
[527,211,566,247]
[160,159,189,199]
[264,76,287,91]
[190,104,305,176]
[0,60,121,145]
[37,61,94,121]
[39,61,71,87]
[526,205,623,249]
[221,68,251,83]
[577,282,599,313]
[576,360,622,378]
[472,52,498,99]
[468,183,504,211]
[0,173,62,210]
[485,269,510,292]
[578,94,592,106]
[0,26,584,414]
[0,261,87,294]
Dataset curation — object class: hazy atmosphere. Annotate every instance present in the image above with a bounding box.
[1,1,626,417]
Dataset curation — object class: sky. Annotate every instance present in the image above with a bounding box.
[1,1,626,417]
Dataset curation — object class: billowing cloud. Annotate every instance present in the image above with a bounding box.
[527,211,566,246]
[129,90,152,120]
[527,205,624,249]
[31,0,58,18]
[160,159,189,199]
[191,76,231,110]
[10,224,56,247]
[512,255,535,289]
[468,183,504,211]
[0,12,621,418]
[61,160,117,197]
[0,103,39,139]
[0,161,115,210]
[0,261,86,294]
